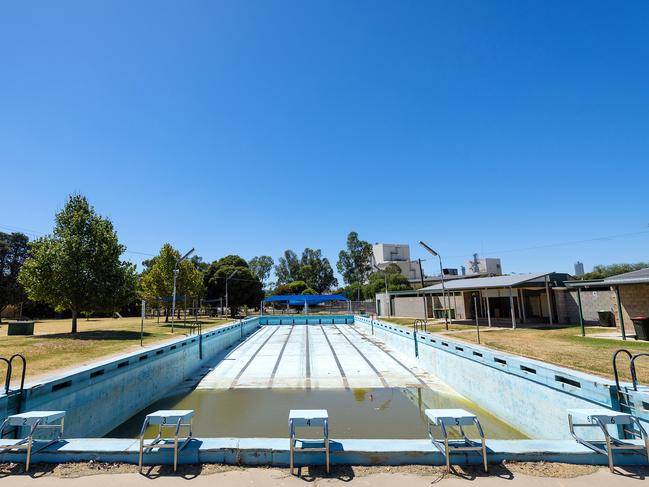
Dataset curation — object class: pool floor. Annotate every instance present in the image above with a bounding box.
[109,324,526,440]
[198,324,449,389]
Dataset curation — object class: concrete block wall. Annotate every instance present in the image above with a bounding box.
[391,297,430,319]
[614,284,649,336]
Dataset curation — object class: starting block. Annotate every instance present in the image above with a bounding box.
[425,408,488,473]
[288,409,330,474]
[138,409,194,473]
[568,408,649,472]
[0,410,66,471]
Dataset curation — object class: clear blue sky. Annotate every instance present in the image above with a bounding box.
[1,1,648,279]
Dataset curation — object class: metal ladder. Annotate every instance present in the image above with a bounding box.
[612,349,649,441]
[613,349,649,413]
[413,319,428,333]
[0,354,27,438]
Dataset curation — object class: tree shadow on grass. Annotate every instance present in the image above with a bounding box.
[36,331,154,341]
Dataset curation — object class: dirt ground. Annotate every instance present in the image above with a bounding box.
[0,462,647,486]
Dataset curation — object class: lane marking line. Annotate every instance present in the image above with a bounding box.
[267,325,295,388]
[320,325,350,389]
[333,324,389,387]
[229,326,281,389]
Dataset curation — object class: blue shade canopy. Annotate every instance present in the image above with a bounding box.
[263,294,349,306]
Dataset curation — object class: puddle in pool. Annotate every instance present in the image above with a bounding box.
[109,387,526,439]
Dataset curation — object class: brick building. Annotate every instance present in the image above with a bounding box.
[565,268,649,338]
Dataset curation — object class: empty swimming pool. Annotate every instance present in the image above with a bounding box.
[111,322,526,439]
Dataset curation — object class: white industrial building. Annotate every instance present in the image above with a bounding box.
[372,243,422,281]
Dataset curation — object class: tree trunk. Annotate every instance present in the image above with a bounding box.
[71,309,78,334]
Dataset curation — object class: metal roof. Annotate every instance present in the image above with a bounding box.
[420,272,553,292]
[603,267,649,286]
[566,267,649,288]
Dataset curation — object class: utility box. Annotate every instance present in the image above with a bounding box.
[7,321,35,336]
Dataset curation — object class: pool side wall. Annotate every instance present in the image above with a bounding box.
[0,318,261,437]
[354,316,649,440]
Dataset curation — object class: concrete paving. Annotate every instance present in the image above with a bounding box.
[197,324,449,390]
[1,467,646,486]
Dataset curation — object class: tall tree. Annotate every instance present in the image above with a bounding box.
[204,255,264,317]
[275,250,301,285]
[299,248,338,293]
[18,195,137,333]
[140,244,205,321]
[337,231,373,286]
[249,255,274,288]
[0,232,29,310]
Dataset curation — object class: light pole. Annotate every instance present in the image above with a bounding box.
[419,241,450,330]
[225,270,238,316]
[171,248,195,334]
[371,256,389,317]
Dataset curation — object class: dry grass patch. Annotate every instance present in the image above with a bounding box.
[445,325,649,383]
[0,316,233,384]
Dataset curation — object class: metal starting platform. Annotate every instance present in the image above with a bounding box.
[425,408,488,473]
[138,409,194,472]
[288,409,330,474]
[0,410,66,471]
[568,408,649,472]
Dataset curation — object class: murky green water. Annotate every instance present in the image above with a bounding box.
[109,387,526,439]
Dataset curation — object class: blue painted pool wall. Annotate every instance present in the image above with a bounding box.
[0,318,261,437]
[259,315,354,325]
[354,316,648,440]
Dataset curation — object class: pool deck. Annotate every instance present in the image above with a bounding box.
[198,324,449,390]
[0,437,647,467]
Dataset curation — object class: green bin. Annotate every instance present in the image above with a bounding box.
[631,316,649,341]
[7,321,35,336]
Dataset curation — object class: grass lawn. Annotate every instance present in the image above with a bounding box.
[381,318,649,384]
[377,316,477,332]
[0,316,233,384]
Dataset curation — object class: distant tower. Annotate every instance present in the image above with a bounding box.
[469,253,480,274]
[461,266,466,276]
[574,261,585,276]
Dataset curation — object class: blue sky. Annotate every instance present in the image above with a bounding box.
[1,1,648,279]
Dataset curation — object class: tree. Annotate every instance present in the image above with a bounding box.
[18,195,138,333]
[579,262,649,280]
[299,248,338,292]
[337,231,373,285]
[204,255,264,317]
[275,250,301,285]
[274,280,310,295]
[364,265,412,298]
[274,249,337,293]
[140,244,205,321]
[0,232,29,311]
[249,256,274,288]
